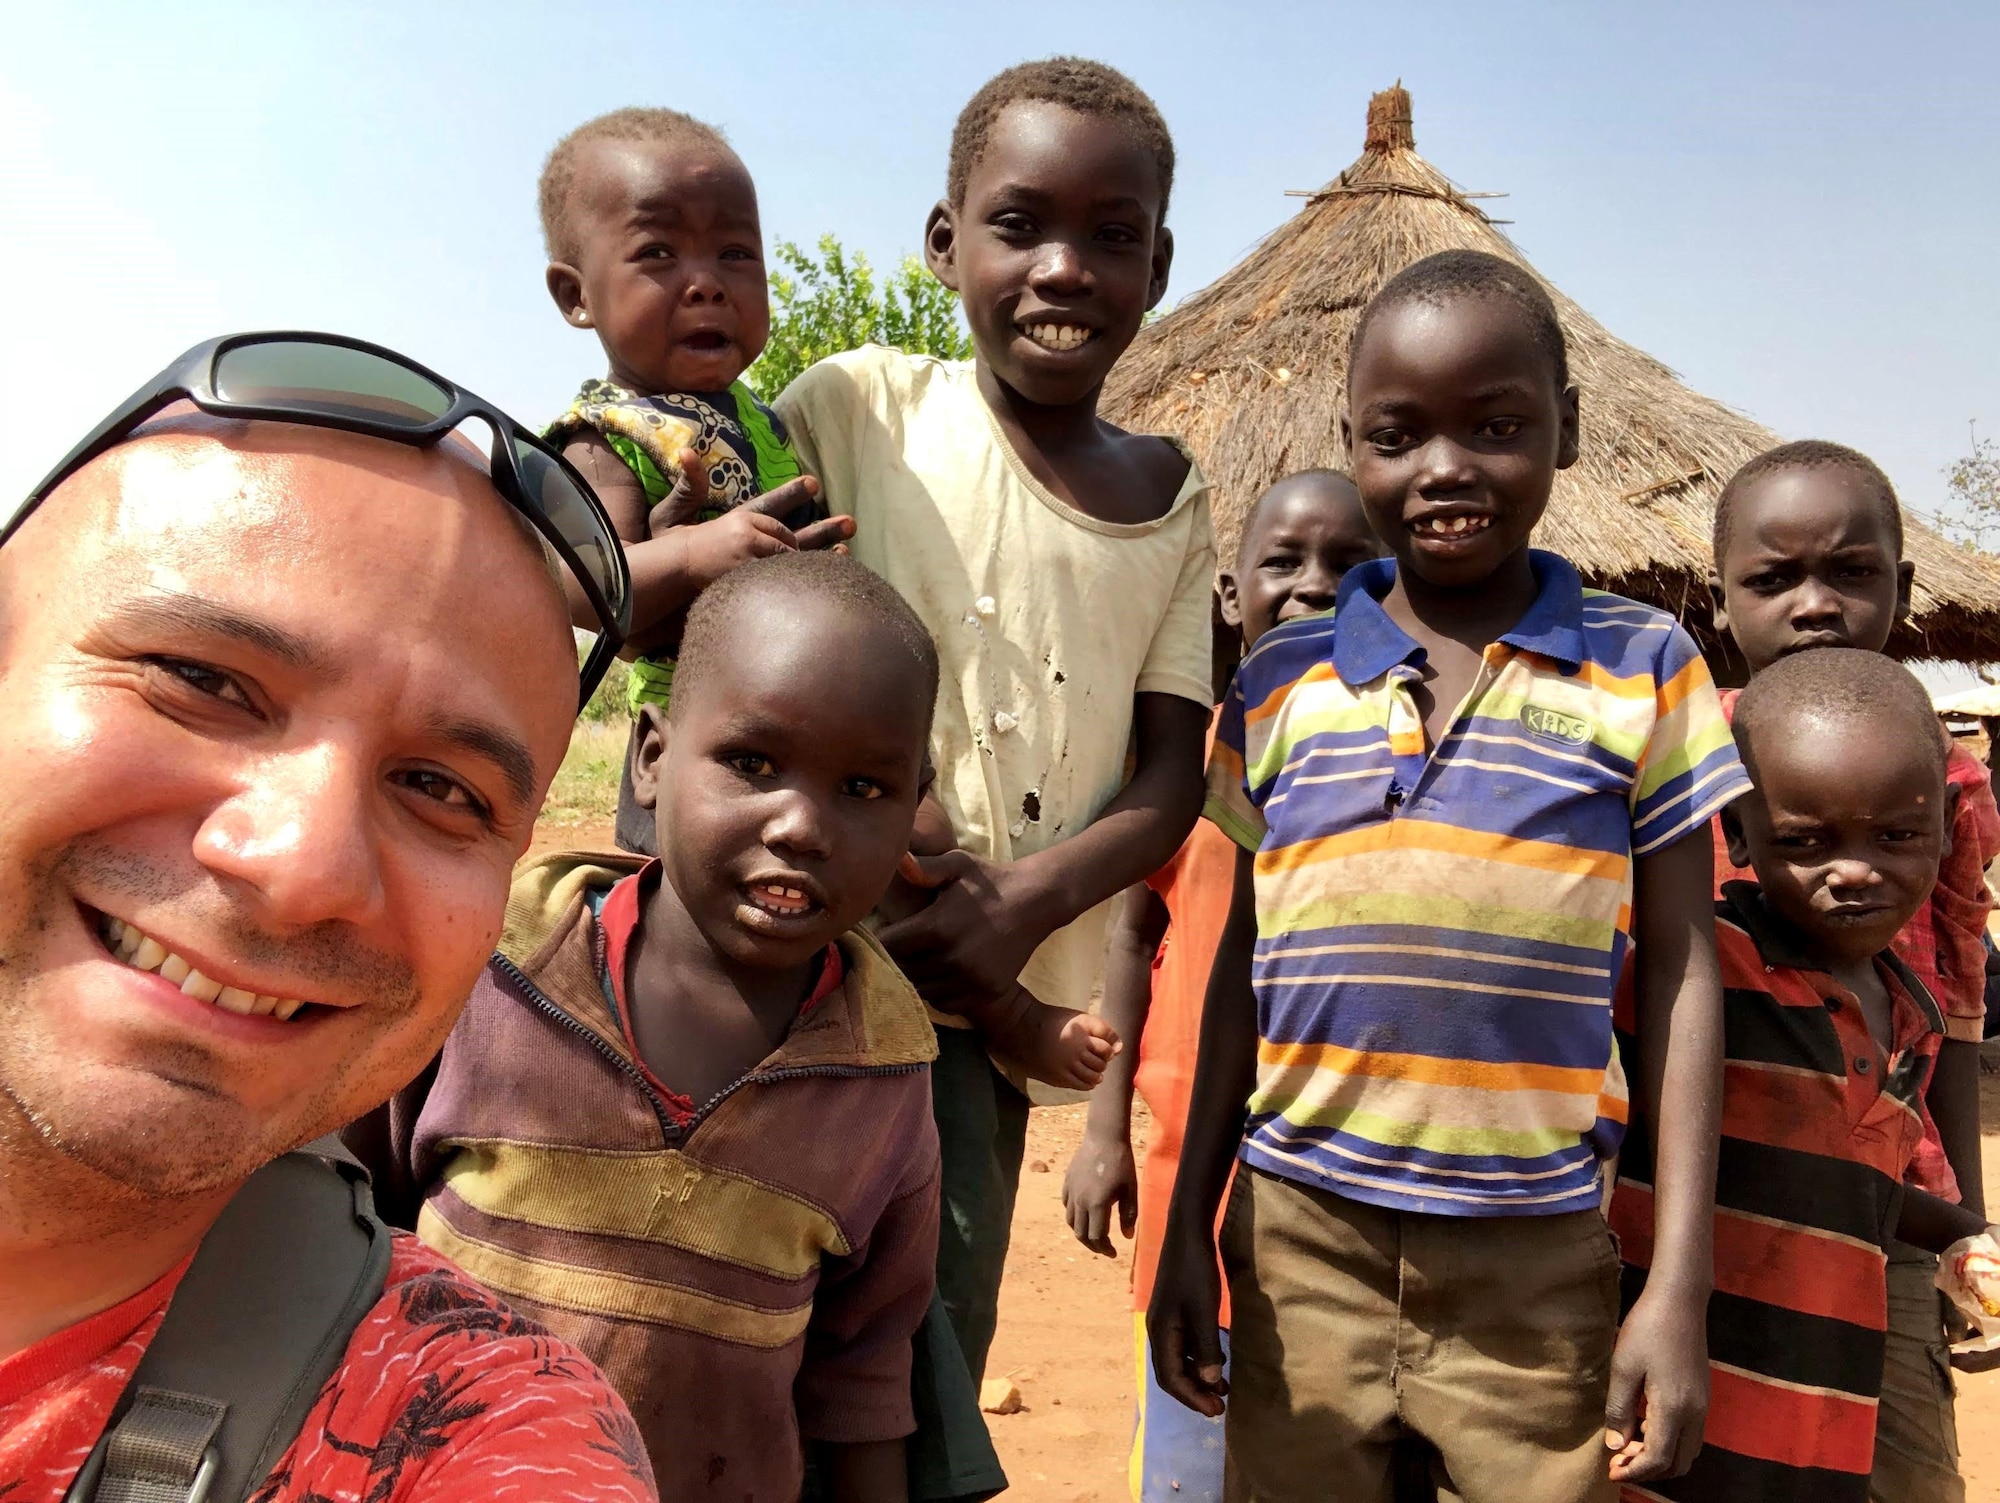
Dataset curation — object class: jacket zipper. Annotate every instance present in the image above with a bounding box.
[490,952,928,1144]
[489,951,681,1146]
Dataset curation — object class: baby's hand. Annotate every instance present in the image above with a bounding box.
[647,446,850,550]
[1019,1008,1120,1091]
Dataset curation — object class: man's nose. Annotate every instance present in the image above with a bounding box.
[192,745,385,928]
[763,788,832,861]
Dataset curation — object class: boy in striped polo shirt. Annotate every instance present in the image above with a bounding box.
[1149,250,1749,1502]
[1612,649,1996,1500]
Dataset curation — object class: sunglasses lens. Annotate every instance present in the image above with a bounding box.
[214,340,453,426]
[512,436,625,615]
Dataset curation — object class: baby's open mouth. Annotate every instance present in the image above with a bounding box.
[679,331,731,352]
[1019,322,1096,353]
[1410,514,1493,539]
[98,913,314,1021]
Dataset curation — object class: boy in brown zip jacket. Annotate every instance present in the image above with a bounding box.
[351,552,950,1501]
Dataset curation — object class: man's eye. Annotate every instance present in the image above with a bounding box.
[725,753,776,778]
[146,656,254,709]
[395,768,487,816]
[1095,224,1142,245]
[721,246,760,262]
[1368,428,1412,451]
[1482,417,1524,439]
[637,244,675,261]
[1837,565,1879,581]
[841,777,886,801]
[1773,836,1821,850]
[1880,829,1920,844]
[1742,572,1786,592]
[992,212,1037,236]
[1261,556,1301,574]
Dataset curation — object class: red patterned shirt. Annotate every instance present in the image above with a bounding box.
[0,1232,656,1503]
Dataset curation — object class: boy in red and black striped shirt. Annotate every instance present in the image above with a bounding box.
[1612,649,1995,1500]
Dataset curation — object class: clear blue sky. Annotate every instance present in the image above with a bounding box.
[6,1,1996,527]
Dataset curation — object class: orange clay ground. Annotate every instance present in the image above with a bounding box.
[528,820,2000,1501]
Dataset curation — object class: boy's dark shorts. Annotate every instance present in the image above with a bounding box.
[1219,1165,1618,1503]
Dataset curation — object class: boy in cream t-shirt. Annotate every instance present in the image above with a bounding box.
[775,57,1214,1382]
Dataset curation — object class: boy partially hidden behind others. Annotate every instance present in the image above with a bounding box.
[354,553,960,1502]
[1612,650,2000,1500]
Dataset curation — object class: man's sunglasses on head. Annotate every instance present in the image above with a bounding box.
[5,332,631,710]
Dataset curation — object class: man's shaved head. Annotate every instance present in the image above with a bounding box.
[0,413,579,1211]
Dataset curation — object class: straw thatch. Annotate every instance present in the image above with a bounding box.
[1102,84,2000,667]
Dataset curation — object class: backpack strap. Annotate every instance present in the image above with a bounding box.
[64,1138,393,1503]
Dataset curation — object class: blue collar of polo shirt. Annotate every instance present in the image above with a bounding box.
[1331,549,1589,686]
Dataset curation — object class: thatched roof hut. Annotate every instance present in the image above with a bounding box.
[1103,84,2000,666]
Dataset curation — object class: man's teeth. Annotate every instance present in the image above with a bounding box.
[100,916,306,1021]
[1023,323,1093,351]
[1413,515,1493,537]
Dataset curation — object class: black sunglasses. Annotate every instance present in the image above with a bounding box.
[5,332,631,711]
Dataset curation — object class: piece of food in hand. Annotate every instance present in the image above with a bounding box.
[1938,1230,2000,1354]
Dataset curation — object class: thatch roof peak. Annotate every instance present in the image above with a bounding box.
[1102,85,2000,665]
[1364,83,1414,153]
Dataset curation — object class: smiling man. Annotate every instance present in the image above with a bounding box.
[0,357,656,1503]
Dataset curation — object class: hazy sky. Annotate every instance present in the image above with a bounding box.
[5,1,1996,529]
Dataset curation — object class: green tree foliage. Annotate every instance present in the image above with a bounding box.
[745,235,973,397]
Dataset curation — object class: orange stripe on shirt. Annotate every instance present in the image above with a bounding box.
[1257,1039,1608,1096]
[1710,1208,1889,1329]
[1257,820,1629,881]
[1717,1060,1917,1180]
[1701,1360,1878,1475]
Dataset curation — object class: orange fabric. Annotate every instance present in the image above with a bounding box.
[0,1233,653,1503]
[1702,1360,1880,1475]
[1131,735,1240,1320]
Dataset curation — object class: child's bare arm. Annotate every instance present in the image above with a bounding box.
[1899,1185,1990,1254]
[821,1440,907,1503]
[1929,1041,1985,1218]
[1606,828,1723,1485]
[1065,883,1169,1256]
[881,692,1206,1008]
[1148,849,1256,1418]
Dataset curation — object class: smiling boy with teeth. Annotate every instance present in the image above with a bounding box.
[1153,249,1748,1499]
[353,551,959,1502]
[775,56,1215,1390]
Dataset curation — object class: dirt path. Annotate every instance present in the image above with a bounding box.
[985,1088,2000,1502]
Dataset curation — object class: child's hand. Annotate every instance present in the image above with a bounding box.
[1147,1221,1228,1418]
[1063,1123,1138,1257]
[876,850,1051,1007]
[646,448,854,582]
[1603,1285,1708,1483]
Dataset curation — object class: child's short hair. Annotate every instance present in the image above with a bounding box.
[1349,249,1569,390]
[672,550,940,718]
[1732,645,1944,776]
[539,107,733,264]
[947,57,1175,221]
[1712,439,1904,564]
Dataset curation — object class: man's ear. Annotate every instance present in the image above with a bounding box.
[1708,567,1732,642]
[547,263,592,329]
[1555,386,1581,471]
[1721,800,1755,871]
[1146,225,1175,312]
[1942,778,1961,861]
[1340,412,1355,470]
[1895,559,1916,630]
[1217,571,1243,631]
[923,202,960,293]
[630,704,670,811]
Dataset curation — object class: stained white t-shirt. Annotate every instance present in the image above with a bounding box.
[776,347,1216,1015]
